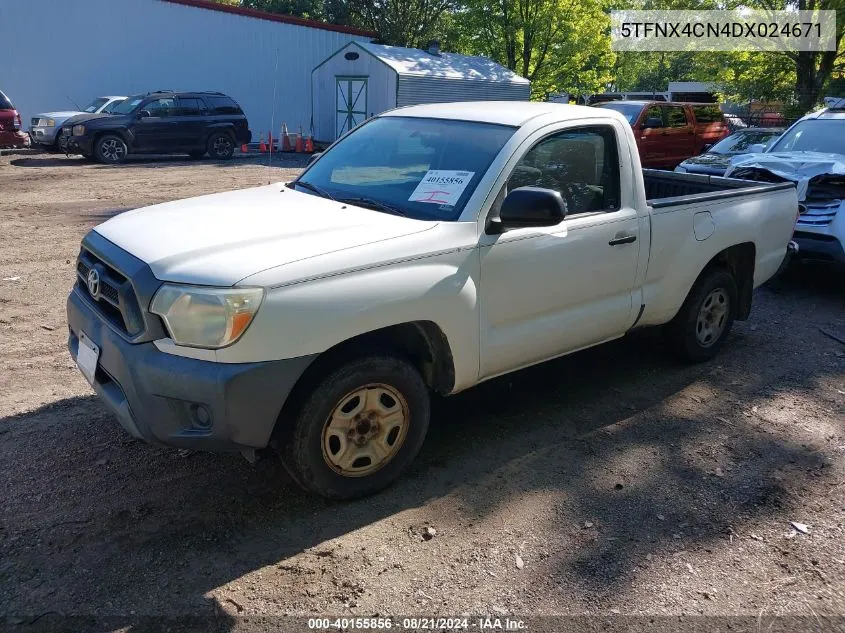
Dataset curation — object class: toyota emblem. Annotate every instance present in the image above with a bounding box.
[87,268,100,300]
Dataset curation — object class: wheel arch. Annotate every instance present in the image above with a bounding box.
[701,242,756,320]
[272,320,455,440]
[93,129,130,152]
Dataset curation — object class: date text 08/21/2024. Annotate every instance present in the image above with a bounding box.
[307,617,527,630]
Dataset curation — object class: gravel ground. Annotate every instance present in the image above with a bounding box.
[1,150,844,632]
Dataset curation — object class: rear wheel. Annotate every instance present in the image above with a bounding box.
[665,267,737,363]
[279,355,430,499]
[207,132,234,160]
[95,134,127,164]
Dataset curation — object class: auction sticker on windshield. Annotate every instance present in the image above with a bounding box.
[409,170,475,206]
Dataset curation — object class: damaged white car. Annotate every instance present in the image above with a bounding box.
[726,107,845,265]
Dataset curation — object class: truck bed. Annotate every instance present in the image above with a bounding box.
[644,169,796,208]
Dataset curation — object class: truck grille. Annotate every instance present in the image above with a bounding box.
[796,200,839,227]
[76,248,145,336]
[31,117,40,127]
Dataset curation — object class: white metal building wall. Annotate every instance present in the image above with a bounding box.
[0,0,368,137]
[396,76,530,107]
[311,43,397,143]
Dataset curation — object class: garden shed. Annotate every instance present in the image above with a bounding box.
[311,41,530,142]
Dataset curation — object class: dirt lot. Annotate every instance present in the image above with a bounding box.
[1,150,844,632]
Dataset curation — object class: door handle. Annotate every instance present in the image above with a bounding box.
[609,234,637,246]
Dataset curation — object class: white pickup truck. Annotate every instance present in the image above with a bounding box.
[67,102,798,498]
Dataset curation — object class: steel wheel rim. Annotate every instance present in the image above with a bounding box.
[100,138,124,162]
[696,287,729,347]
[213,136,232,156]
[321,383,410,478]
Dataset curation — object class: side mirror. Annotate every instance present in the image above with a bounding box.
[642,117,663,129]
[747,143,766,153]
[138,110,151,119]
[306,151,322,167]
[488,187,566,234]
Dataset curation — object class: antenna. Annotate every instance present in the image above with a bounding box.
[67,95,82,111]
[268,49,279,184]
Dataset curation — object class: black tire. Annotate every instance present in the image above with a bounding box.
[188,150,206,160]
[94,134,128,164]
[279,355,430,500]
[666,267,738,363]
[207,132,234,160]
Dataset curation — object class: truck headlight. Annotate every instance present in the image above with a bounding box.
[150,285,264,349]
[43,118,56,127]
[72,124,85,136]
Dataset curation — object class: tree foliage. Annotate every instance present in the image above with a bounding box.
[210,0,845,112]
[457,0,615,98]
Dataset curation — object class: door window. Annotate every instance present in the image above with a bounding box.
[178,98,207,116]
[506,126,620,215]
[143,98,177,117]
[643,106,663,127]
[665,106,689,128]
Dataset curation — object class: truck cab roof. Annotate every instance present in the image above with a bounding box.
[384,101,611,127]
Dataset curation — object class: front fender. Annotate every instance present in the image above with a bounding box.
[215,249,481,391]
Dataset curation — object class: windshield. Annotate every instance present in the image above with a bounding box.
[768,119,845,155]
[101,99,126,114]
[83,98,109,113]
[294,116,516,221]
[0,91,13,110]
[110,97,144,115]
[595,102,644,124]
[709,129,783,154]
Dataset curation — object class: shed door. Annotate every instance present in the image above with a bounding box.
[336,76,367,139]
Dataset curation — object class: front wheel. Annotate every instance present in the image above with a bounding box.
[665,267,738,363]
[207,132,234,160]
[95,134,127,164]
[279,355,430,499]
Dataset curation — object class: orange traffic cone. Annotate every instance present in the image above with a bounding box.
[305,134,314,153]
[259,133,267,153]
[240,142,248,153]
[295,127,304,153]
[282,122,291,152]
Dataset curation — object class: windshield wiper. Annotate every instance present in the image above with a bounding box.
[337,196,408,217]
[290,180,336,201]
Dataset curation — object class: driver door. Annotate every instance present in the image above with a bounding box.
[478,124,643,379]
[131,97,179,151]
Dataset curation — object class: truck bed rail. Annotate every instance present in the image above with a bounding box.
[645,169,796,209]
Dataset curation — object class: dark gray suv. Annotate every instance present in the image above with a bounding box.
[62,91,252,164]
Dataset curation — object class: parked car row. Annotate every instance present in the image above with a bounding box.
[2,88,252,163]
[30,96,127,150]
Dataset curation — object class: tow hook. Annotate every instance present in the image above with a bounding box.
[787,240,799,255]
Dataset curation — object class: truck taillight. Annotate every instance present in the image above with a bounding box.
[13,113,21,129]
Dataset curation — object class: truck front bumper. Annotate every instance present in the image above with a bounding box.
[64,134,95,155]
[67,287,315,452]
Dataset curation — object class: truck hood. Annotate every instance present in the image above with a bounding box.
[93,184,437,285]
[725,151,845,200]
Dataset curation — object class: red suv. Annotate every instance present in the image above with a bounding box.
[0,90,29,149]
[596,101,729,169]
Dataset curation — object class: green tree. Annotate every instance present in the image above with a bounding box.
[345,0,457,47]
[459,0,615,99]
